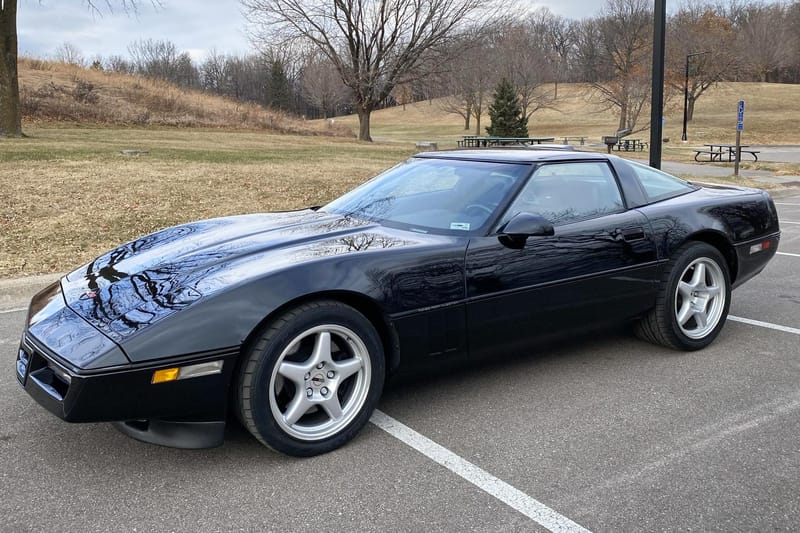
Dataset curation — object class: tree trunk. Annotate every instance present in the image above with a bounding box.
[464,112,470,131]
[0,0,22,137]
[474,113,481,136]
[618,100,627,131]
[357,107,372,142]
[687,96,696,122]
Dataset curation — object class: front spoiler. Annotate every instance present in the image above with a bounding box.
[113,420,225,449]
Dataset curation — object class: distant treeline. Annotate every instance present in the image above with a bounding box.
[50,0,800,122]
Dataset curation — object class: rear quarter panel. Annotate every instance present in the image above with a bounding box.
[638,186,780,285]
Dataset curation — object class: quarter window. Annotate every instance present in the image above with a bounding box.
[626,160,696,202]
[503,162,624,226]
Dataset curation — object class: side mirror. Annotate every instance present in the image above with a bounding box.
[498,212,554,248]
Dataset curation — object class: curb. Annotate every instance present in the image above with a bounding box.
[0,273,62,310]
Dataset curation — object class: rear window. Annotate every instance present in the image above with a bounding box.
[627,160,696,202]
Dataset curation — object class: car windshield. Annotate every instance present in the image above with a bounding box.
[323,157,531,234]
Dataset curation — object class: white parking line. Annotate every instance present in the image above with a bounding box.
[728,315,800,336]
[775,203,800,206]
[371,410,591,533]
[778,252,800,258]
[0,307,27,315]
[780,221,800,225]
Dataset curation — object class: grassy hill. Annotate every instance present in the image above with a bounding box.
[18,57,352,137]
[333,82,800,146]
[2,66,798,279]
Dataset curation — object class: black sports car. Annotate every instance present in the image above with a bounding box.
[17,150,780,456]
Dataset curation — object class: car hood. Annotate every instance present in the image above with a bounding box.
[59,209,421,341]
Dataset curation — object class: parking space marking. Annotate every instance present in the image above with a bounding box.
[775,203,800,206]
[777,252,800,258]
[0,307,26,315]
[780,221,800,225]
[371,410,591,533]
[728,315,800,336]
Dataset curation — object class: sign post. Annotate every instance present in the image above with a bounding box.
[734,100,744,176]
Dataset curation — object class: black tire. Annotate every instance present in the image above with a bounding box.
[237,300,385,456]
[636,242,731,351]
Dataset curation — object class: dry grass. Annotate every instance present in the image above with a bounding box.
[333,82,800,147]
[0,127,413,278]
[2,79,799,279]
[19,57,353,137]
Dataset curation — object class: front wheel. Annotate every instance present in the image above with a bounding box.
[637,242,731,351]
[237,301,385,456]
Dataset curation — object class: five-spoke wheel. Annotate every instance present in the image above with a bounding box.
[674,257,726,340]
[637,242,731,350]
[237,301,384,456]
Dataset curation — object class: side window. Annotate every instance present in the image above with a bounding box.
[503,162,624,226]
[626,160,695,202]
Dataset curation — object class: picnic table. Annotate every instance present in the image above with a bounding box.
[613,138,648,152]
[458,136,556,148]
[561,136,586,145]
[693,144,760,162]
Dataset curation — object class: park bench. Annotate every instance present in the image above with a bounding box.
[561,136,586,145]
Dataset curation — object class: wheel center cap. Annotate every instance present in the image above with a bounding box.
[311,374,326,387]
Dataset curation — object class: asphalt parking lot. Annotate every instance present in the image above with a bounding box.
[1,195,798,533]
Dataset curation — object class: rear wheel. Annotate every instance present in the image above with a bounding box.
[237,301,384,456]
[637,242,731,350]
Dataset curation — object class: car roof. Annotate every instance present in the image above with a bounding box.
[414,149,612,164]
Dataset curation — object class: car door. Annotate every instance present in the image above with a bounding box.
[465,160,660,358]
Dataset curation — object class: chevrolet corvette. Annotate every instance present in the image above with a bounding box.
[16,150,780,456]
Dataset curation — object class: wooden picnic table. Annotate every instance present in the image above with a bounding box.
[613,138,648,152]
[694,144,760,162]
[458,136,556,148]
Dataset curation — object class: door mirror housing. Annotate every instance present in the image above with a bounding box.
[499,212,554,248]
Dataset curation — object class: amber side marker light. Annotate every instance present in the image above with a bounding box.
[152,367,180,384]
[151,361,224,384]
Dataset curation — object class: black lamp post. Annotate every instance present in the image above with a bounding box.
[681,51,709,142]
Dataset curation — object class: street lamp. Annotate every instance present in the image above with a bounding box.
[682,51,709,142]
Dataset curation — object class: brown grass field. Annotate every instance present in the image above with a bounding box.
[2,65,799,279]
[336,81,800,150]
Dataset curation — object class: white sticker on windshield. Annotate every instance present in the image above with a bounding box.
[450,222,471,231]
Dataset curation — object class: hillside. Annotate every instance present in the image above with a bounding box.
[333,82,800,146]
[18,57,353,137]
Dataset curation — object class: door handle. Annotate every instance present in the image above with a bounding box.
[612,227,646,242]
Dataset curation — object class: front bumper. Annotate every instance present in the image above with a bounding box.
[17,333,238,433]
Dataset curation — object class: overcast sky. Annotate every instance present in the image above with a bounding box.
[17,0,604,62]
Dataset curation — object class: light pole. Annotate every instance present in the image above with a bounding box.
[682,51,709,142]
[649,0,666,169]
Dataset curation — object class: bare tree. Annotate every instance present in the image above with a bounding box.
[54,42,86,67]
[301,51,349,117]
[666,5,737,121]
[242,0,500,141]
[573,18,605,84]
[734,3,794,82]
[1,0,151,137]
[496,17,555,123]
[435,32,483,131]
[531,8,575,98]
[591,0,653,132]
[106,54,134,74]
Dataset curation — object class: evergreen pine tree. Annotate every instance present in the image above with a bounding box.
[269,60,292,111]
[486,78,528,137]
